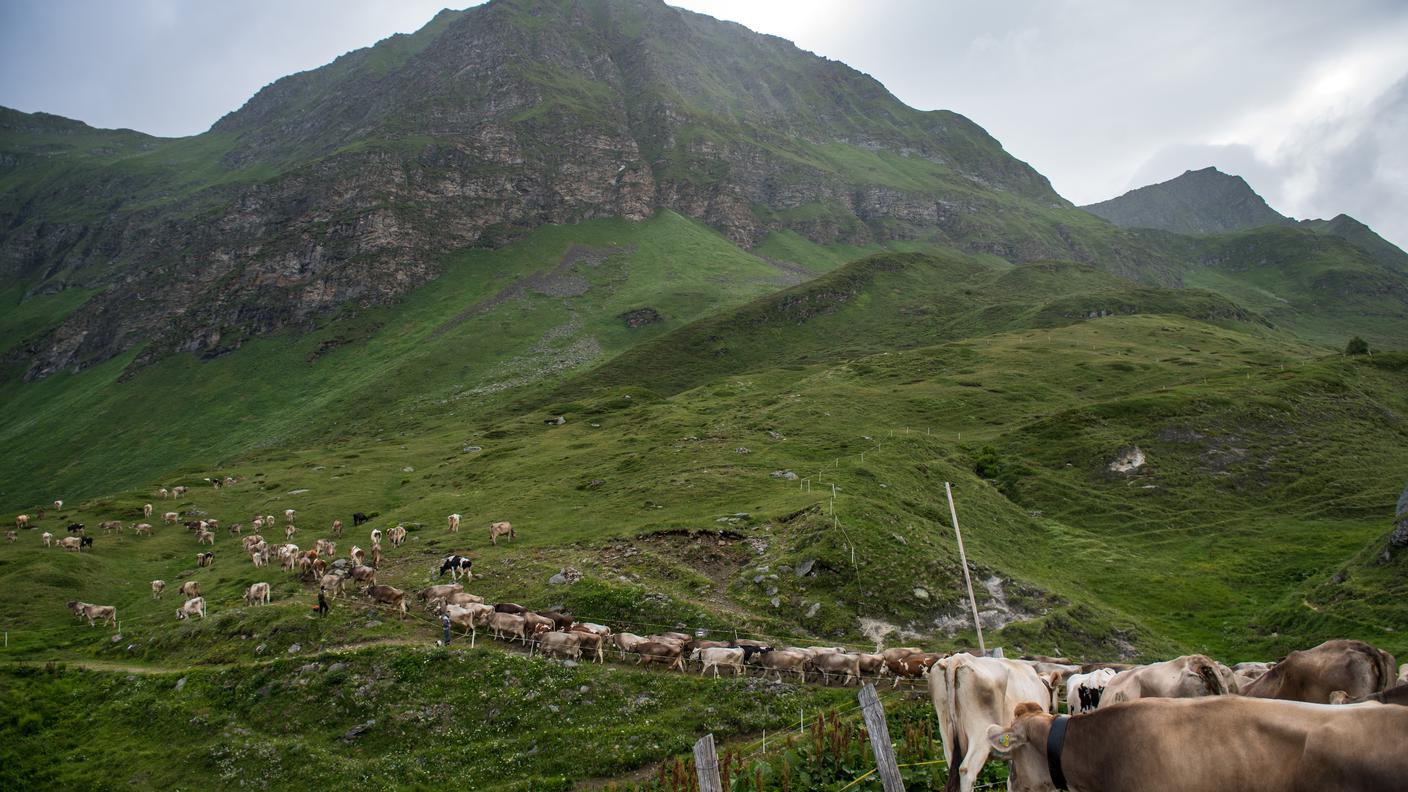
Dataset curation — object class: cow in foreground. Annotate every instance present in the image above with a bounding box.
[365,584,407,615]
[931,653,1053,792]
[987,696,1408,792]
[1241,639,1397,704]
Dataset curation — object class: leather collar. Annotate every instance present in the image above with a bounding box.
[1046,715,1070,790]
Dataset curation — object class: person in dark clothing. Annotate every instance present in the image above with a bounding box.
[316,588,329,616]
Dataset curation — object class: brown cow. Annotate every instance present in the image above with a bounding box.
[364,584,407,615]
[489,520,514,545]
[1103,654,1232,703]
[179,581,201,598]
[349,564,377,586]
[635,641,685,671]
[1241,639,1397,704]
[987,696,1408,792]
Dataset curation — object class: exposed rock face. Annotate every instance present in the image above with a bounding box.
[1,0,1163,380]
[1391,483,1408,549]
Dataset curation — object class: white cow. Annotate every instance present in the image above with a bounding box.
[244,582,271,606]
[1066,667,1118,714]
[930,653,1053,792]
[284,509,296,522]
[447,513,461,533]
[176,597,207,620]
[692,646,746,678]
[42,531,53,547]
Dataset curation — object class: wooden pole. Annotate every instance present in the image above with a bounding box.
[694,733,722,792]
[945,482,985,654]
[859,683,905,792]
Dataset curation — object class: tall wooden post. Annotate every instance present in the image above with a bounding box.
[945,481,985,654]
[694,733,722,792]
[859,683,905,791]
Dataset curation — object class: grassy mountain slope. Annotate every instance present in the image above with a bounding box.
[1082,167,1290,235]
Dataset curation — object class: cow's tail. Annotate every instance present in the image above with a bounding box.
[943,657,969,792]
[1192,655,1226,695]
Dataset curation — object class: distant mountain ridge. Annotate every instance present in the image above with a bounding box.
[1082,166,1290,234]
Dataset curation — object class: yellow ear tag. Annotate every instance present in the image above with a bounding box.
[999,734,1011,749]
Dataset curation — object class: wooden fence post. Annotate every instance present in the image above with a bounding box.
[859,683,905,791]
[694,733,722,792]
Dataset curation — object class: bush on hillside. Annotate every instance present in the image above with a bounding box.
[1345,336,1370,355]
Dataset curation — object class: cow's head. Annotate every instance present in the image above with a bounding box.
[985,702,1058,792]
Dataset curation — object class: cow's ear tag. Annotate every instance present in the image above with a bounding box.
[987,725,1018,756]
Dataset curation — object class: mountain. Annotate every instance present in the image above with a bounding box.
[1081,166,1290,234]
[0,0,1176,383]
[1299,213,1408,276]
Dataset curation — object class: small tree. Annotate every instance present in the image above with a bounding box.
[1345,336,1370,355]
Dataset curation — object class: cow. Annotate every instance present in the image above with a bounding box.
[179,581,201,598]
[331,519,343,538]
[987,695,1408,792]
[1241,639,1397,704]
[388,524,407,547]
[227,523,242,536]
[78,535,93,550]
[252,517,265,531]
[1231,661,1272,690]
[419,583,464,604]
[196,529,215,545]
[244,582,271,606]
[265,514,275,529]
[1103,654,1233,704]
[613,632,648,660]
[930,653,1053,792]
[164,512,179,524]
[172,486,187,497]
[536,610,574,632]
[196,551,215,567]
[349,565,377,586]
[176,597,206,620]
[493,602,526,615]
[364,584,407,615]
[42,531,53,547]
[151,580,165,599]
[447,513,461,533]
[443,602,494,640]
[53,499,63,510]
[888,651,944,688]
[320,574,344,599]
[283,524,296,540]
[68,601,117,628]
[352,512,370,526]
[538,631,583,661]
[159,488,169,499]
[438,555,473,580]
[99,520,120,534]
[15,514,28,530]
[488,612,527,643]
[521,612,555,643]
[1331,684,1408,706]
[810,651,862,686]
[757,648,810,682]
[635,641,685,671]
[59,536,82,551]
[284,509,296,522]
[569,626,607,663]
[349,545,365,566]
[369,543,382,568]
[143,503,153,518]
[369,527,383,545]
[1066,667,1118,714]
[315,538,336,557]
[489,520,514,545]
[693,646,746,678]
[66,523,85,534]
[133,523,153,536]
[856,652,889,678]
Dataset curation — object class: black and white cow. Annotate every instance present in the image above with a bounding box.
[352,512,370,526]
[79,535,94,549]
[438,555,473,581]
[66,523,86,534]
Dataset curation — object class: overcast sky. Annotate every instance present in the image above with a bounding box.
[3,0,1407,248]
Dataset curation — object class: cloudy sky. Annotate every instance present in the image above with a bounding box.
[3,0,1407,247]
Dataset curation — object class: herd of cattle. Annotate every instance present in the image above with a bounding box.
[19,493,1408,791]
